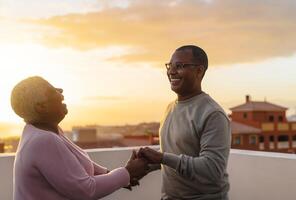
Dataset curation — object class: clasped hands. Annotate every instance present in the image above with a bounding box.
[124,147,163,190]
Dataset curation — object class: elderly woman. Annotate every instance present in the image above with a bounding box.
[11,76,148,200]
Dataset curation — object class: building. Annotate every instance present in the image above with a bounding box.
[0,136,20,153]
[72,127,98,143]
[230,95,296,153]
[70,127,123,149]
[70,123,159,149]
[0,142,4,153]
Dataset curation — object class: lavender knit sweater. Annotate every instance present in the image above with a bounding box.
[13,124,130,200]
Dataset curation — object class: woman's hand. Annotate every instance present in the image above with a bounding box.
[125,150,149,188]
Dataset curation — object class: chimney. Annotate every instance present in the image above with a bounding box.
[246,95,250,103]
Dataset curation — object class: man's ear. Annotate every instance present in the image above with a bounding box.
[196,65,205,79]
[34,102,47,114]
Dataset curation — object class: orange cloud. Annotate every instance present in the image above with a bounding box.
[30,0,296,66]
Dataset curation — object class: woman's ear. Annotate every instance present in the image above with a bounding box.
[34,102,48,114]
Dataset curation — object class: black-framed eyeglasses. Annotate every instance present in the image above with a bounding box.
[165,62,200,71]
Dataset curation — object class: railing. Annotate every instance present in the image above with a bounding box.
[1,147,296,200]
[277,141,289,149]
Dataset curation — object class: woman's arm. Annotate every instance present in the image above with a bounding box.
[93,161,108,175]
[33,134,130,200]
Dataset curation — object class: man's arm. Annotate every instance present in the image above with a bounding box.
[139,111,231,183]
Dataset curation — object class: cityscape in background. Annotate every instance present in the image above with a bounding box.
[1,94,296,154]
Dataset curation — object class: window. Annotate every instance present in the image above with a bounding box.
[269,135,274,142]
[249,135,257,145]
[278,135,289,149]
[293,135,296,148]
[259,136,264,143]
[243,113,247,119]
[278,116,283,122]
[278,135,289,142]
[233,136,241,145]
[269,115,274,122]
[259,136,265,150]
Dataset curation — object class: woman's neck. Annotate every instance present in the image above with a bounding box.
[31,122,59,134]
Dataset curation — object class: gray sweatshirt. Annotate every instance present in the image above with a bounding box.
[160,93,231,200]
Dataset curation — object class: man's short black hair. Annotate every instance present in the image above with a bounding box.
[176,45,208,71]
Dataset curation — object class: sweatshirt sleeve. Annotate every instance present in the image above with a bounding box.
[162,111,231,183]
[33,134,130,200]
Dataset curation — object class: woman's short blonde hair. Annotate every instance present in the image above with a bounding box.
[11,76,51,123]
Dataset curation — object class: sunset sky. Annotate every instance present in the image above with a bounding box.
[0,0,296,136]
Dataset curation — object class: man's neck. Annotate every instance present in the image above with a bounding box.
[177,88,203,101]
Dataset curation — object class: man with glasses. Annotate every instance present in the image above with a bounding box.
[139,45,231,200]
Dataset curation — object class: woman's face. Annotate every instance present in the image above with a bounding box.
[39,85,68,124]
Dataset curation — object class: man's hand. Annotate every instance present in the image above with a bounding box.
[138,147,163,164]
[125,150,149,189]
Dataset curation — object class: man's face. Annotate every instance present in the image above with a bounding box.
[167,49,202,97]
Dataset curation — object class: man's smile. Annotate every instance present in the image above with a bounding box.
[169,77,182,86]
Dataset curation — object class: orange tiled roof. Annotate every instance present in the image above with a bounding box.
[231,121,261,134]
[230,101,287,112]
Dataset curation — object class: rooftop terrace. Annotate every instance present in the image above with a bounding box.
[1,147,296,200]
